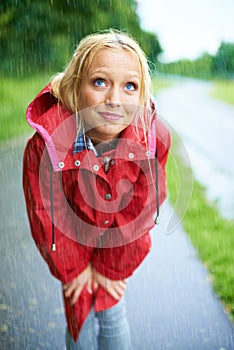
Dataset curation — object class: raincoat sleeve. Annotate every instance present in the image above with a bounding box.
[23,133,93,284]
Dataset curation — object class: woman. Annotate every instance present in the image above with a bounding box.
[23,29,170,349]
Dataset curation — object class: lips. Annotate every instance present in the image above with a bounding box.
[99,112,123,122]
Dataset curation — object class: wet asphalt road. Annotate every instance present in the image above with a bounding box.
[0,138,233,350]
[156,78,234,220]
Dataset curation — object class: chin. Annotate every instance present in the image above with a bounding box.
[89,124,126,141]
[98,125,124,136]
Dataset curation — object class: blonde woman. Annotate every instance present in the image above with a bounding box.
[23,30,170,349]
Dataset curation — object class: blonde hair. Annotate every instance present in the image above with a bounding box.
[51,29,153,131]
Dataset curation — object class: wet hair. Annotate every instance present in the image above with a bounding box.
[51,29,153,130]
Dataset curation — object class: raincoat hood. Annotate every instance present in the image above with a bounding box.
[26,84,77,171]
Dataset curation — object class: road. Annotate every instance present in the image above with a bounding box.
[0,80,234,349]
[156,78,234,220]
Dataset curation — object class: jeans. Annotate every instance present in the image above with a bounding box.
[65,298,132,350]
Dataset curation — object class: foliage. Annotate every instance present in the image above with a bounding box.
[151,75,172,94]
[159,42,234,80]
[0,74,50,142]
[0,0,162,77]
[210,80,234,106]
[214,42,234,75]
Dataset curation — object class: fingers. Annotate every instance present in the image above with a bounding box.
[71,284,84,305]
[63,279,82,304]
[87,277,93,295]
[63,280,76,299]
[63,266,128,306]
[93,280,99,293]
[107,280,127,301]
[63,279,92,305]
[93,270,128,301]
[63,264,93,305]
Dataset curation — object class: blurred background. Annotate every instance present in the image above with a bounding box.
[0,0,233,138]
[0,0,233,347]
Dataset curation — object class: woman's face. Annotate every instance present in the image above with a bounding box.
[78,48,141,144]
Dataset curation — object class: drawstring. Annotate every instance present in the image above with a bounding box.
[155,148,160,224]
[147,113,159,225]
[50,162,56,251]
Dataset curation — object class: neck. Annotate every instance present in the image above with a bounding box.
[92,138,120,155]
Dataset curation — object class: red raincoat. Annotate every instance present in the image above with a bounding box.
[23,85,170,341]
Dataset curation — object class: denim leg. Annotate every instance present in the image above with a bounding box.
[96,298,132,350]
[65,308,98,350]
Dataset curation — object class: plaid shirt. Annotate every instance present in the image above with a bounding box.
[73,133,98,156]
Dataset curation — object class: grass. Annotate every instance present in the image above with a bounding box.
[210,80,234,106]
[151,75,172,94]
[0,74,51,142]
[167,134,234,321]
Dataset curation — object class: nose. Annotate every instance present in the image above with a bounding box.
[105,86,121,107]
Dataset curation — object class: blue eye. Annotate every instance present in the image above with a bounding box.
[94,79,105,87]
[125,82,136,91]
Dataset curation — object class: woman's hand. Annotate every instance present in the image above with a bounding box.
[63,263,93,305]
[63,265,127,305]
[93,269,127,301]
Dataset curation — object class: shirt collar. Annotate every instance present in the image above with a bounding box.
[73,133,98,156]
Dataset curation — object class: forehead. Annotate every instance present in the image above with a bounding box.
[88,48,141,76]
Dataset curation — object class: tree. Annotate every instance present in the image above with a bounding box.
[0,0,162,76]
[213,42,234,76]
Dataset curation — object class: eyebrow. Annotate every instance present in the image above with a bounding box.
[89,69,140,79]
[126,73,141,79]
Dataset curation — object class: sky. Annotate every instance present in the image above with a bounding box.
[137,0,234,62]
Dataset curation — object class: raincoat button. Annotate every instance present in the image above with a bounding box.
[104,220,109,225]
[146,150,151,157]
[105,193,112,200]
[111,160,115,165]
[58,162,65,169]
[74,160,81,166]
[93,164,99,171]
[128,152,134,159]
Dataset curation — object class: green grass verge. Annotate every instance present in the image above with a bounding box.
[0,74,51,142]
[151,75,172,95]
[210,80,234,106]
[167,134,234,321]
